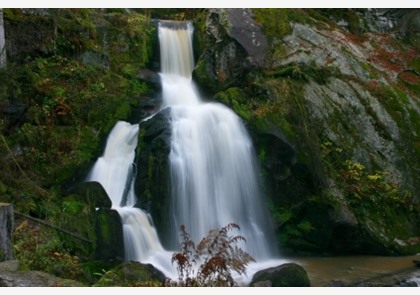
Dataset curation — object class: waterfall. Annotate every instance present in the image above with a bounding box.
[86,20,286,285]
[86,121,173,270]
[159,21,277,260]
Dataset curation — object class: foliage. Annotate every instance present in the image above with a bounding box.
[339,160,415,211]
[165,223,255,287]
[12,220,84,282]
[214,87,252,120]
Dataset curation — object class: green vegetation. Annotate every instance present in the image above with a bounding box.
[0,8,156,283]
[13,220,85,282]
[0,7,419,285]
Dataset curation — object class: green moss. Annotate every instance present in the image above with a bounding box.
[214,87,252,120]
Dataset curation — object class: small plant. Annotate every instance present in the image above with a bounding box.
[166,223,255,287]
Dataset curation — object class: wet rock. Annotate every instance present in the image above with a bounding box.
[68,181,112,209]
[134,108,172,247]
[348,267,420,287]
[194,8,268,92]
[250,263,311,287]
[94,208,125,261]
[136,68,161,89]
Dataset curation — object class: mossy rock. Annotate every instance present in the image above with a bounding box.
[67,181,112,209]
[94,208,124,261]
[250,263,311,287]
[93,261,166,287]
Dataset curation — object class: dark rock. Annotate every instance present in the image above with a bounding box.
[221,9,269,67]
[129,95,162,124]
[4,10,55,63]
[94,208,125,261]
[250,263,311,287]
[1,101,27,132]
[193,8,268,93]
[134,108,172,247]
[136,68,161,89]
[80,51,110,68]
[67,181,112,209]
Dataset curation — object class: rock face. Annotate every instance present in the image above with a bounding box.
[250,263,311,287]
[191,8,420,256]
[194,8,268,93]
[94,208,125,261]
[0,260,85,287]
[68,181,112,209]
[134,108,172,247]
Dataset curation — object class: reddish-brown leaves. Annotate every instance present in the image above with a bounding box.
[166,223,255,287]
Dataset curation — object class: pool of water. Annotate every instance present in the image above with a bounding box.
[290,255,419,286]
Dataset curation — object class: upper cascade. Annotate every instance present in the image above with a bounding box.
[158,20,194,79]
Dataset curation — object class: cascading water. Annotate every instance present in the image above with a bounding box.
[86,19,286,285]
[86,121,174,275]
[159,21,278,260]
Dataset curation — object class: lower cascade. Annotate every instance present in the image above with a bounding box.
[86,20,286,284]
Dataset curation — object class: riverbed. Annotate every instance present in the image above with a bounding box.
[291,255,420,286]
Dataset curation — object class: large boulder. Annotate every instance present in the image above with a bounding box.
[250,263,311,287]
[94,208,125,261]
[193,8,268,93]
[93,261,166,287]
[0,260,85,287]
[67,181,112,209]
[134,107,172,247]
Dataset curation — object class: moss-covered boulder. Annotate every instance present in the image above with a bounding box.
[134,108,172,247]
[93,261,166,287]
[250,263,311,287]
[193,8,267,94]
[94,208,124,261]
[67,181,112,209]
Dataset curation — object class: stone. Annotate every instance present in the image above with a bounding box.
[250,263,311,287]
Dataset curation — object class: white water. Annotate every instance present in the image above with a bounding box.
[86,121,174,275]
[160,21,278,261]
[86,20,287,285]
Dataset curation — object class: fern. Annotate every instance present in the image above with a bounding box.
[166,223,255,287]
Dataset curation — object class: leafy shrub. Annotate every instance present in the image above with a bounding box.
[165,223,255,287]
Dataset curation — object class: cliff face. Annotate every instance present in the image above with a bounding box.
[0,8,419,263]
[193,8,420,255]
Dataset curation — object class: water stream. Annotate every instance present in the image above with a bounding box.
[86,20,285,283]
[85,20,420,287]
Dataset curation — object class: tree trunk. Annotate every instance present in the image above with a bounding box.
[0,8,6,68]
[0,203,14,261]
